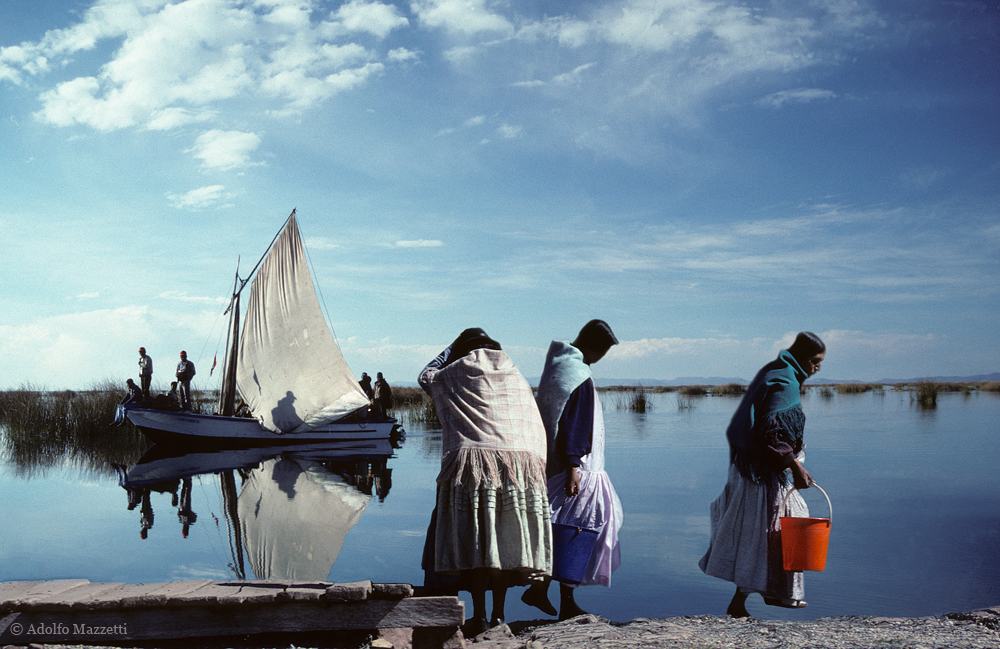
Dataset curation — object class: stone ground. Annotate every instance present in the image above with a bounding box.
[472,607,1000,649]
[5,606,999,649]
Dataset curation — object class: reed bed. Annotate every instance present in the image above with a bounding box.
[0,382,149,478]
[678,385,709,397]
[391,386,439,426]
[914,381,939,409]
[712,383,746,396]
[835,383,883,394]
[979,382,1000,392]
[609,388,650,413]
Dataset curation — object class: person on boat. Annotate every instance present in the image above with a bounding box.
[359,372,374,399]
[120,379,143,406]
[522,319,624,620]
[137,347,153,398]
[372,372,392,419]
[418,328,551,635]
[175,351,196,411]
[150,382,181,411]
[698,331,826,617]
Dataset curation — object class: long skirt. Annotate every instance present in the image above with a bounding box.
[699,463,807,599]
[548,468,623,588]
[431,477,551,586]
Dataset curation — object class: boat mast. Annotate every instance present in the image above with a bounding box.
[216,210,297,417]
[217,269,243,417]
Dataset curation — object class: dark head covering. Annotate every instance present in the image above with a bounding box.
[787,331,825,362]
[448,327,502,363]
[576,319,618,353]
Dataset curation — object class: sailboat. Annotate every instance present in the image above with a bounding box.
[124,210,397,445]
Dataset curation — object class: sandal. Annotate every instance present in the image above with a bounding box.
[764,597,808,609]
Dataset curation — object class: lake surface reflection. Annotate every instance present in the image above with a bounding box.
[1,388,998,623]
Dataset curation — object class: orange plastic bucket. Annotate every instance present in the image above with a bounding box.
[779,483,831,572]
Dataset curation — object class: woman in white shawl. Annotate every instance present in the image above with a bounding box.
[521,319,624,620]
[419,328,552,634]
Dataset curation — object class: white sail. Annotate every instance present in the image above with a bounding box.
[237,212,370,433]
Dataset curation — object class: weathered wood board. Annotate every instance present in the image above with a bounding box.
[0,580,463,645]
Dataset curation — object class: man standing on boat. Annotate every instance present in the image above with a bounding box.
[373,372,392,419]
[175,351,196,411]
[138,347,153,398]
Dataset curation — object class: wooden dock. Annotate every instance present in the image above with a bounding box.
[0,579,464,647]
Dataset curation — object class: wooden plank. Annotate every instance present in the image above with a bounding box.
[0,582,46,608]
[166,582,264,606]
[324,581,373,602]
[4,580,90,608]
[146,580,216,598]
[72,583,164,609]
[373,583,414,599]
[24,582,125,611]
[0,596,464,643]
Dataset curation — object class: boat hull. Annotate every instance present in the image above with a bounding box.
[124,407,397,447]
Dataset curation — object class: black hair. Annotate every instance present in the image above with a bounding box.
[787,331,826,360]
[447,327,502,364]
[576,319,618,352]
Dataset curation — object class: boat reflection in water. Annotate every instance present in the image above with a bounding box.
[122,439,395,581]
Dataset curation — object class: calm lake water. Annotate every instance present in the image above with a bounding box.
[1,388,998,623]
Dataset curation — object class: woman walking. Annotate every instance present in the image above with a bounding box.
[419,328,552,634]
[699,332,826,617]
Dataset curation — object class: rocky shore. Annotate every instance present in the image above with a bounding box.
[5,606,998,649]
[465,607,1000,649]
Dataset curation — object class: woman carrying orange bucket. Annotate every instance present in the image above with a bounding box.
[699,332,826,617]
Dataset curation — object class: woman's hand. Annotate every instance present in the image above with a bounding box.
[565,466,581,497]
[791,460,813,490]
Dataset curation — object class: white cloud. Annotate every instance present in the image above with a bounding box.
[411,0,514,35]
[13,0,396,133]
[497,123,521,139]
[188,130,261,170]
[333,0,409,38]
[304,237,343,250]
[394,239,444,248]
[758,87,837,109]
[157,291,228,305]
[166,184,231,210]
[0,304,219,391]
[387,47,420,63]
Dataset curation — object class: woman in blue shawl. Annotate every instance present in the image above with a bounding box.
[699,332,826,617]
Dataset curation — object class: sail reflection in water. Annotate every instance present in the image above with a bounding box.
[123,440,395,581]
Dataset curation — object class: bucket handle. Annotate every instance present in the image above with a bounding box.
[781,482,832,522]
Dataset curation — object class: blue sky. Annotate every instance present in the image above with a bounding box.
[1,0,998,391]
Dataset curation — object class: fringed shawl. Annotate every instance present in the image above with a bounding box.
[535,340,593,475]
[419,348,548,490]
[726,350,808,484]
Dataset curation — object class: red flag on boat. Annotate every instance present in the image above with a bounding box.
[210,354,217,376]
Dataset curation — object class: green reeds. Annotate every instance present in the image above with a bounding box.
[834,383,882,394]
[611,388,650,413]
[712,383,746,396]
[915,381,939,409]
[392,386,440,426]
[0,382,149,478]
